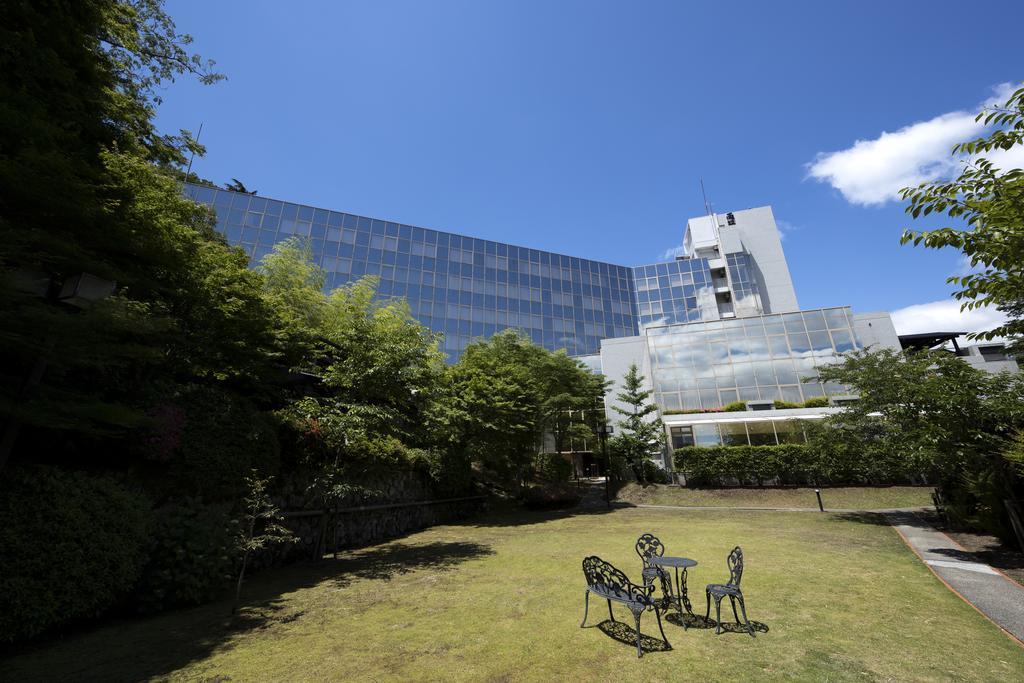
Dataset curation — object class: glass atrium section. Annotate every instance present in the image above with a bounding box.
[647,307,859,411]
[630,259,718,330]
[726,252,762,315]
[185,184,639,358]
[669,420,810,448]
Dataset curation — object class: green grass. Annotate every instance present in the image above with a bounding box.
[616,483,935,510]
[3,506,1020,682]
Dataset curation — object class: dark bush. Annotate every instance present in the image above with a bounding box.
[415,447,474,497]
[134,499,234,613]
[722,401,748,412]
[149,384,280,501]
[801,396,830,408]
[522,483,581,509]
[0,466,150,644]
[532,452,572,483]
[642,459,672,484]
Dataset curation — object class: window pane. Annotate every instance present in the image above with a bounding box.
[670,426,694,449]
[694,423,720,446]
[719,422,749,446]
[773,420,807,444]
[747,421,777,446]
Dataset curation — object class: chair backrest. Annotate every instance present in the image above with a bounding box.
[726,546,744,587]
[582,555,649,604]
[635,533,665,568]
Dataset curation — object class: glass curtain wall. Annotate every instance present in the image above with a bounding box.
[186,184,639,358]
[649,307,859,411]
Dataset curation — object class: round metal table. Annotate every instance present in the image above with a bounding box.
[649,555,698,621]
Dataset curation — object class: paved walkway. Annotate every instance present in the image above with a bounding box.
[887,511,1024,644]
[635,503,929,514]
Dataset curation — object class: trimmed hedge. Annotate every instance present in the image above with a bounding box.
[674,444,920,486]
[0,466,151,643]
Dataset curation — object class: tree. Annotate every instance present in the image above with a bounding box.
[537,351,607,454]
[451,330,544,484]
[609,364,666,484]
[225,179,256,194]
[900,84,1024,353]
[813,348,1024,537]
[233,471,296,611]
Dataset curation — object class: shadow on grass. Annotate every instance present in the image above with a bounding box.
[586,619,672,655]
[830,510,899,527]
[457,501,636,529]
[665,610,769,635]
[1,540,492,683]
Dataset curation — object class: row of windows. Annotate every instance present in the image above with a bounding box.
[669,420,810,449]
[657,378,845,412]
[233,231,635,303]
[193,184,632,280]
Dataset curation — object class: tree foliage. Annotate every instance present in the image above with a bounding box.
[450,329,606,485]
[900,83,1024,352]
[812,348,1024,536]
[609,363,666,484]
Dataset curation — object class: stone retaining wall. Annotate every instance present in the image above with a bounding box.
[282,495,485,560]
[275,467,484,560]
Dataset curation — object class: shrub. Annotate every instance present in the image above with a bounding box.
[533,452,572,483]
[802,396,830,408]
[773,400,802,409]
[134,499,234,613]
[642,459,672,484]
[0,466,150,644]
[150,385,280,502]
[417,448,474,496]
[675,444,817,486]
[722,401,748,412]
[522,483,581,509]
[674,442,920,486]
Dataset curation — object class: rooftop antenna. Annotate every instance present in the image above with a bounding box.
[700,177,713,216]
[185,122,204,182]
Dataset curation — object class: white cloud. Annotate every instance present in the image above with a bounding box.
[776,219,799,242]
[890,299,1007,336]
[660,245,686,260]
[808,83,1020,206]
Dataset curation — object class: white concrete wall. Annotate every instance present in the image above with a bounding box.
[598,335,650,425]
[852,311,901,351]
[726,206,799,314]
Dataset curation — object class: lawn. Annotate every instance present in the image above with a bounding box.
[616,483,935,510]
[2,506,1020,682]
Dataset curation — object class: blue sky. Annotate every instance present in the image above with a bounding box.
[156,0,1024,334]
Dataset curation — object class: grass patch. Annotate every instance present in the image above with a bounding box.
[617,483,934,510]
[2,506,1020,681]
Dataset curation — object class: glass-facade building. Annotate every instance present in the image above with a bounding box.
[646,307,859,412]
[185,183,639,358]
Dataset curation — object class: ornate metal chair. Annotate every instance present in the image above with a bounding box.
[581,555,671,657]
[635,533,672,608]
[704,546,755,637]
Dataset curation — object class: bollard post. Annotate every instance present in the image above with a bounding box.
[815,488,824,512]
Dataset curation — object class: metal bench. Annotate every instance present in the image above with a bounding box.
[580,555,671,657]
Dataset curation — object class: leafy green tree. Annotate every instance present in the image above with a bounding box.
[233,471,296,611]
[537,351,608,454]
[0,1,292,471]
[813,348,1024,536]
[449,329,607,486]
[451,330,544,483]
[609,363,666,484]
[900,83,1024,352]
